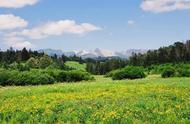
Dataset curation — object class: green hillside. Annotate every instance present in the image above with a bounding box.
[65,61,86,71]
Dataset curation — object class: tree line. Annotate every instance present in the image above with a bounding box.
[86,59,128,75]
[86,40,190,75]
[129,41,190,66]
[0,47,85,68]
[1,40,190,74]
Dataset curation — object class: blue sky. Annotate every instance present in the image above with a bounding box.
[0,0,190,51]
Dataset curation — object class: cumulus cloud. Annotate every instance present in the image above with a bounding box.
[16,20,102,39]
[1,17,101,49]
[3,36,33,49]
[141,0,190,13]
[0,0,39,8]
[0,14,28,30]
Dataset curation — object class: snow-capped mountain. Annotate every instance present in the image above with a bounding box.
[76,48,116,58]
[38,48,147,59]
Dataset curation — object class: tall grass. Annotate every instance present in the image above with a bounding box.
[0,76,190,123]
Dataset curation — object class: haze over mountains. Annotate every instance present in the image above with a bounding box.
[38,48,147,59]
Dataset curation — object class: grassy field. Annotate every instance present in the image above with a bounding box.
[65,61,86,71]
[0,75,190,124]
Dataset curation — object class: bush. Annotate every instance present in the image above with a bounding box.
[0,70,55,86]
[67,70,94,82]
[0,71,16,86]
[27,57,39,68]
[39,55,53,69]
[0,69,94,86]
[57,70,94,82]
[17,63,30,72]
[57,71,68,82]
[161,67,176,78]
[112,66,146,80]
[177,69,190,77]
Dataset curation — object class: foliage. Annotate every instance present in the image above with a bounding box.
[111,66,146,80]
[0,47,44,65]
[129,41,190,66]
[105,69,120,78]
[17,63,31,72]
[0,69,94,86]
[86,59,128,75]
[66,70,94,82]
[0,76,190,123]
[159,64,190,78]
[161,67,176,78]
[177,69,190,77]
[27,57,39,68]
[0,70,54,86]
[39,55,53,69]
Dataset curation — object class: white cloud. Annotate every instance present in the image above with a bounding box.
[1,18,101,49]
[0,0,39,8]
[128,20,135,25]
[141,0,190,13]
[0,14,28,30]
[18,20,102,39]
[3,36,33,49]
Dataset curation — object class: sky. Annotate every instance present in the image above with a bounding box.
[0,0,190,51]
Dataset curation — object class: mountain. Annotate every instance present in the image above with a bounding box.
[38,49,63,56]
[38,48,147,59]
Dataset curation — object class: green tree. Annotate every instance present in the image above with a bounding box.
[27,57,39,68]
[21,48,30,61]
[39,55,53,69]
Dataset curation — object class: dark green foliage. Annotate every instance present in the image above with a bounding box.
[0,69,94,86]
[177,69,190,77]
[0,70,54,86]
[86,59,128,75]
[67,70,94,82]
[111,66,146,80]
[129,41,190,66]
[21,48,30,61]
[54,70,94,82]
[160,64,190,78]
[57,71,68,82]
[161,67,176,78]
[0,48,44,65]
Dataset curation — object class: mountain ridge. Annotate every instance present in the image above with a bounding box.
[38,48,147,59]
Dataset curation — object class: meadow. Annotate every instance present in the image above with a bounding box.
[0,75,190,124]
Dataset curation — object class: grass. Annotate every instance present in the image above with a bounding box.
[0,75,190,124]
[65,61,86,71]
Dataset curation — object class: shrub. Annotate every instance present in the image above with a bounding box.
[17,63,30,72]
[112,66,146,80]
[177,69,190,77]
[67,70,94,82]
[0,70,20,86]
[161,67,176,78]
[27,73,55,85]
[57,71,68,82]
[0,70,55,86]
[0,69,94,86]
[57,70,94,82]
[39,55,53,69]
[27,57,39,68]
